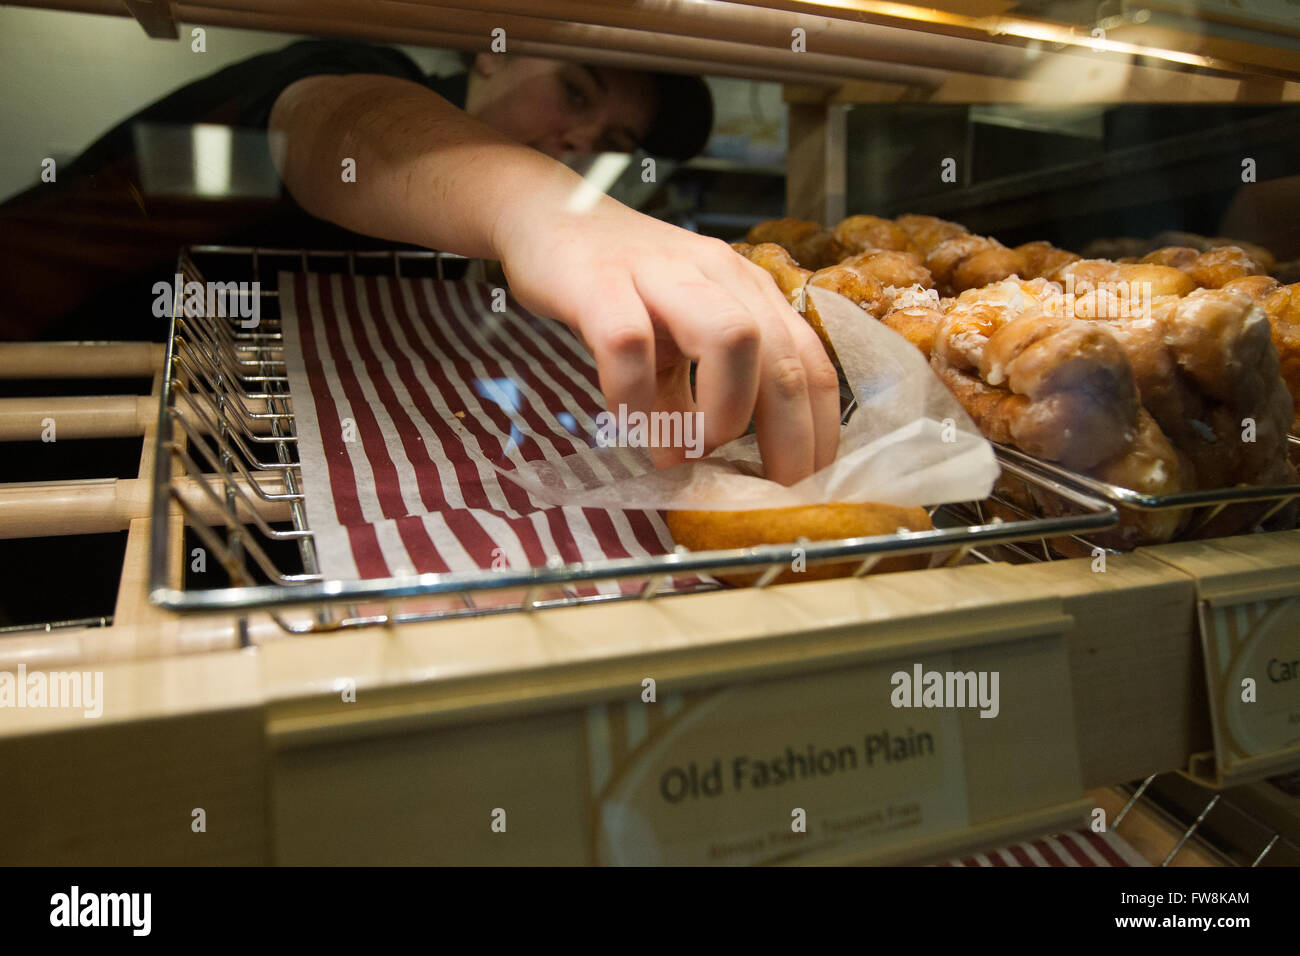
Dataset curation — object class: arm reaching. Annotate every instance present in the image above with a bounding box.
[270,73,840,485]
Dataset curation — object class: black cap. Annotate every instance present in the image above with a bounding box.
[640,73,713,161]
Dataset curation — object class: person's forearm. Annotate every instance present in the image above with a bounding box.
[269,73,595,259]
[268,74,841,484]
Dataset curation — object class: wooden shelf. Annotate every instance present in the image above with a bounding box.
[3,537,1270,864]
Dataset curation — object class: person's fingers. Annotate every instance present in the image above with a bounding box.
[635,257,822,485]
[708,253,842,474]
[511,223,840,483]
[750,340,818,486]
[630,264,762,458]
[646,360,696,471]
[800,320,842,470]
[571,277,657,429]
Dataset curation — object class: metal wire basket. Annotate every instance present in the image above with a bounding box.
[995,439,1300,541]
[147,245,1121,634]
[1115,771,1300,867]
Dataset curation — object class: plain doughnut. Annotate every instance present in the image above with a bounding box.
[666,502,934,586]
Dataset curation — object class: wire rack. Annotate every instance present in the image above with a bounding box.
[147,245,1124,634]
[996,440,1300,540]
[1113,771,1300,867]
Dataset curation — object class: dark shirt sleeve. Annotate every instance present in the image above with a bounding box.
[0,40,441,341]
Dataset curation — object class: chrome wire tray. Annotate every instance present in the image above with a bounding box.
[147,245,1119,634]
[996,439,1300,540]
[1115,772,1300,867]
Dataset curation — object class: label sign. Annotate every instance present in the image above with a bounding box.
[587,656,972,866]
[1199,596,1300,784]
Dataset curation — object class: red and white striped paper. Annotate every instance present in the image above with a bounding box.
[937,829,1149,867]
[280,271,698,592]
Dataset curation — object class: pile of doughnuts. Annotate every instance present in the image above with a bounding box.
[1085,231,1300,285]
[669,213,1300,559]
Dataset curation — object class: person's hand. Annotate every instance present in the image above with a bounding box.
[492,190,840,486]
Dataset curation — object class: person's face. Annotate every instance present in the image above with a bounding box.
[465,55,656,159]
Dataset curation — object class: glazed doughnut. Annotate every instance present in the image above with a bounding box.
[1260,282,1300,432]
[732,242,845,363]
[819,220,1298,546]
[839,250,935,292]
[1118,263,1200,299]
[793,229,852,271]
[1150,231,1276,271]
[1140,246,1201,270]
[930,278,1065,372]
[1140,245,1266,289]
[977,312,1140,469]
[745,218,848,270]
[832,215,911,255]
[735,243,906,367]
[926,235,1030,296]
[930,361,1032,449]
[666,502,934,586]
[1083,232,1276,273]
[799,261,893,364]
[746,217,820,250]
[934,352,1191,547]
[1209,238,1275,272]
[734,215,1295,550]
[1097,289,1292,490]
[1052,259,1198,301]
[931,283,1140,471]
[1086,298,1208,474]
[737,242,811,308]
[1183,246,1267,289]
[1163,288,1278,409]
[879,286,945,358]
[1220,275,1281,302]
[806,262,889,317]
[734,242,892,365]
[997,406,1191,549]
[881,306,945,359]
[1085,408,1191,548]
[1015,241,1080,280]
[894,214,969,257]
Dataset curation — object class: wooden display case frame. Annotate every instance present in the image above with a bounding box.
[3,0,1300,865]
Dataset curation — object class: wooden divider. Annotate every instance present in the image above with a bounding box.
[0,474,290,538]
[0,395,156,441]
[0,342,162,379]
